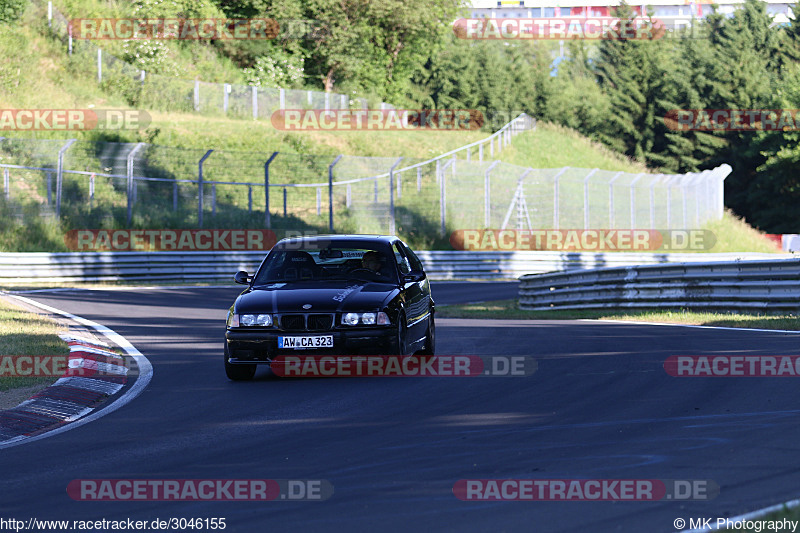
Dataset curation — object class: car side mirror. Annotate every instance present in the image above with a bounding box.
[234,270,252,285]
[403,270,426,283]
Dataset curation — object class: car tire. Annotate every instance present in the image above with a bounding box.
[392,313,408,356]
[224,343,256,381]
[420,312,435,355]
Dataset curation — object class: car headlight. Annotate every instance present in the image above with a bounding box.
[341,312,390,325]
[343,312,360,326]
[239,314,272,326]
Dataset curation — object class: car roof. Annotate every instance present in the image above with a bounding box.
[274,234,398,247]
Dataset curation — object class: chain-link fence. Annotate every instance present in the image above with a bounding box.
[36,1,392,117]
[0,114,728,242]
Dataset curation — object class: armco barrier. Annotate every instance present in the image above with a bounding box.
[0,251,785,283]
[519,257,800,311]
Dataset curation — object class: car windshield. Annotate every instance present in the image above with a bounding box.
[253,247,398,285]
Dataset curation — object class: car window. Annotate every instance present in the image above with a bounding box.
[253,247,398,284]
[393,243,412,275]
[399,241,423,271]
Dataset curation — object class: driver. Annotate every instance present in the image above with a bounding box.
[361,251,383,273]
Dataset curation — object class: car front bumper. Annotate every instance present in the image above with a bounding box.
[225,327,397,364]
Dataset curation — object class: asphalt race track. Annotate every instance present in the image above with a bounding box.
[2,281,800,532]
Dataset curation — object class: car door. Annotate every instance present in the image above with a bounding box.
[393,241,429,347]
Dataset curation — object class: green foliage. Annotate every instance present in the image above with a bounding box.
[0,0,25,23]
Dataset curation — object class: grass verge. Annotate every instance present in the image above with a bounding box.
[436,299,800,331]
[0,297,67,392]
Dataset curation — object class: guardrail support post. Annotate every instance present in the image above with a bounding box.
[198,149,213,228]
[389,157,403,235]
[126,142,145,226]
[264,152,278,228]
[56,139,76,219]
[328,154,342,231]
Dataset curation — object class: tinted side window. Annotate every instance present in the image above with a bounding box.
[393,243,412,275]
[399,242,423,271]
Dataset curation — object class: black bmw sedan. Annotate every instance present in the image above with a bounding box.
[224,235,435,380]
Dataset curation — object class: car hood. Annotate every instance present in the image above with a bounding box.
[235,280,399,314]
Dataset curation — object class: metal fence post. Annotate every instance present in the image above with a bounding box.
[3,168,9,200]
[279,88,285,110]
[248,186,252,213]
[212,184,216,216]
[324,93,330,111]
[198,149,213,228]
[283,188,287,217]
[374,179,378,203]
[552,167,568,230]
[485,161,500,227]
[194,80,200,111]
[48,1,52,26]
[223,84,229,113]
[466,146,471,162]
[389,157,403,235]
[316,187,321,215]
[68,21,73,55]
[126,142,145,226]
[47,172,52,205]
[582,168,598,229]
[417,167,421,192]
[479,143,484,162]
[346,184,351,207]
[328,154,343,231]
[173,181,178,211]
[440,159,453,236]
[629,173,645,228]
[307,90,312,107]
[607,171,623,228]
[56,139,76,219]
[252,86,258,119]
[649,174,663,229]
[264,151,278,228]
[97,49,102,83]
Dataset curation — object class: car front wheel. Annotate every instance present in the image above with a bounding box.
[224,342,256,381]
[420,312,435,355]
[391,313,407,356]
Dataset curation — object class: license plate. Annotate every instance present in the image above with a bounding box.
[278,335,334,349]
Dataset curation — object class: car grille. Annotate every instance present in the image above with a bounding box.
[280,314,306,331]
[307,314,333,331]
[279,314,334,332]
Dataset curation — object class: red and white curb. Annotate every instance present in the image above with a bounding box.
[0,295,153,449]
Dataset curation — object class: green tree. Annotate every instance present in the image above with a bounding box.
[0,0,25,23]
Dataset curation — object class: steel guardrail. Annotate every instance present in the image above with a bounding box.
[0,251,784,283]
[519,257,800,311]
